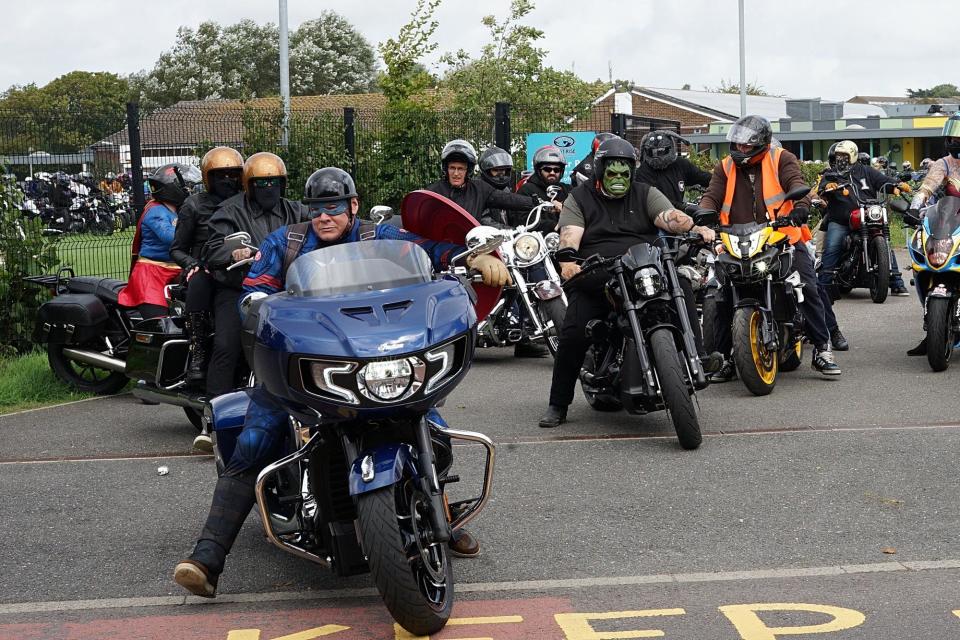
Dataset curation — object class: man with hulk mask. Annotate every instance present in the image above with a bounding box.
[538,138,720,428]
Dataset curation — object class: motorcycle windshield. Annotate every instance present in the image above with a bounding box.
[926,196,960,240]
[285,239,434,297]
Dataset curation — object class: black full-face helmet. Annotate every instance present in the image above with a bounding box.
[726,115,773,165]
[479,146,514,189]
[640,130,679,170]
[592,132,619,154]
[148,163,201,207]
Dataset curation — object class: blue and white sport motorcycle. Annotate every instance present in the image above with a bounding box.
[208,227,499,635]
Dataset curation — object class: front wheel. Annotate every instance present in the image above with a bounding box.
[926,296,954,372]
[356,483,453,636]
[47,344,128,394]
[732,307,777,396]
[649,328,701,450]
[538,297,567,357]
[868,236,890,304]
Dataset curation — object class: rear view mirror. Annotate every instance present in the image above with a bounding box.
[223,231,253,252]
[888,198,908,214]
[784,185,812,201]
[370,205,393,224]
[692,209,718,227]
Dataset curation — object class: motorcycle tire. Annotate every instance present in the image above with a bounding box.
[779,339,804,372]
[732,307,777,396]
[356,484,453,636]
[47,344,128,395]
[538,297,567,358]
[926,296,953,372]
[649,328,701,450]
[581,348,622,412]
[113,213,127,232]
[700,294,718,355]
[90,220,113,237]
[868,236,890,304]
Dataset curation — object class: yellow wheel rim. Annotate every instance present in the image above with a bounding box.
[748,310,777,385]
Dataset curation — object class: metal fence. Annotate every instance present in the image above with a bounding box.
[0,98,677,351]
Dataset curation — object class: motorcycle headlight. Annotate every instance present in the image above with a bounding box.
[754,259,769,274]
[358,358,415,402]
[866,205,884,223]
[635,266,663,298]
[926,237,954,268]
[513,233,542,262]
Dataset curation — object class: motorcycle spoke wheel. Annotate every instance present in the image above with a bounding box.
[868,236,890,304]
[47,344,128,394]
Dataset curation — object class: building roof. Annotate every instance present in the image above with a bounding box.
[632,87,886,121]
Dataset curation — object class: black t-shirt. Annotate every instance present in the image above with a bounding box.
[567,182,661,258]
[635,157,711,207]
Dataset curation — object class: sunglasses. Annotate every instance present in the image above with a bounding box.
[252,177,284,188]
[305,200,350,217]
[540,166,563,175]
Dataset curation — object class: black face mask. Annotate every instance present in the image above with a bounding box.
[209,172,241,200]
[834,156,850,174]
[252,185,284,211]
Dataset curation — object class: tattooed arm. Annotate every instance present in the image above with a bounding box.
[654,208,716,243]
[557,225,584,280]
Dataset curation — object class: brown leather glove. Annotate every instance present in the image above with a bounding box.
[466,254,512,287]
[898,181,913,193]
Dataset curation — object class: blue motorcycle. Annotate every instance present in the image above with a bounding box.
[208,236,498,635]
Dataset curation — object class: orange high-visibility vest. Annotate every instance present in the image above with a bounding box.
[719,147,811,244]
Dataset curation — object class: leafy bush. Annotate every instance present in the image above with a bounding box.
[0,175,59,354]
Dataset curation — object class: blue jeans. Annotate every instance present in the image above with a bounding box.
[819,221,905,291]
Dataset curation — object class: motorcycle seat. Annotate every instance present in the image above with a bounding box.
[65,277,127,304]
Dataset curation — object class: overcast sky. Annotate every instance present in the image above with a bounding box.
[3,0,952,100]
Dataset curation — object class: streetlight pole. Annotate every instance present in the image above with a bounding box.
[279,0,291,146]
[738,0,746,117]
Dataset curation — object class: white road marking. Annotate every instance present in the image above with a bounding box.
[1,559,958,615]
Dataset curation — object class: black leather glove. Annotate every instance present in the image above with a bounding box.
[788,206,810,226]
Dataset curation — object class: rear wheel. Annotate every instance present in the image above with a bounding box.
[868,236,890,304]
[732,307,777,396]
[650,328,701,450]
[47,343,128,394]
[357,483,453,636]
[700,294,718,354]
[926,296,953,372]
[538,297,567,358]
[89,219,113,236]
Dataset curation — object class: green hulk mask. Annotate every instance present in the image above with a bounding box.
[602,160,631,197]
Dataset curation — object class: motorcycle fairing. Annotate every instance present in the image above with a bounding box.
[209,390,253,466]
[400,189,502,321]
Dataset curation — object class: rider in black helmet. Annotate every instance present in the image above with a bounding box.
[425,138,552,221]
[635,130,712,207]
[517,144,570,233]
[570,132,619,187]
[478,146,517,229]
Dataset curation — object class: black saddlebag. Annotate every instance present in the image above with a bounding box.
[34,294,109,345]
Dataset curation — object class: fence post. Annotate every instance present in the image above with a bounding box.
[344,107,356,178]
[611,112,627,138]
[495,102,511,150]
[126,102,145,219]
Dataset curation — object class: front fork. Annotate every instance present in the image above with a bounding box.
[615,268,658,394]
[413,416,451,544]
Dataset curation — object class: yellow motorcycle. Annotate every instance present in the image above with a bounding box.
[714,186,810,395]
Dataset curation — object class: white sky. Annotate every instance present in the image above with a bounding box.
[2,0,953,101]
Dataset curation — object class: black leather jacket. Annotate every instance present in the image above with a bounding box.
[425,177,538,221]
[169,191,223,270]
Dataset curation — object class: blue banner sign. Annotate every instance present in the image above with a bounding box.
[525,131,596,183]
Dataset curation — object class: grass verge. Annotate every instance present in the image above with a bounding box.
[0,350,96,414]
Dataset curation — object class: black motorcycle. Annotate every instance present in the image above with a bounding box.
[571,222,715,450]
[25,232,255,431]
[820,182,907,303]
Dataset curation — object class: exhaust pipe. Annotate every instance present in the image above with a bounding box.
[61,348,126,373]
[132,381,207,411]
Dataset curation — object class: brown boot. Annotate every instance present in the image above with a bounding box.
[449,528,480,558]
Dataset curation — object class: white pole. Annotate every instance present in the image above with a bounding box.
[738,0,746,117]
[279,0,291,146]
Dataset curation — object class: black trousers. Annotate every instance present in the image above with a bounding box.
[713,244,831,356]
[185,269,215,314]
[207,286,242,396]
[547,278,704,408]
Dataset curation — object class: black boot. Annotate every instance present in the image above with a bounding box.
[186,312,211,385]
[907,337,927,356]
[174,475,256,597]
[830,327,849,351]
[538,404,567,428]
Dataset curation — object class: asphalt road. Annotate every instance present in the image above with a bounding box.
[1,276,959,639]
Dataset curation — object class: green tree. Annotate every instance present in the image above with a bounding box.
[441,0,593,113]
[0,71,129,155]
[709,79,772,96]
[907,84,959,99]
[291,12,378,95]
[378,0,442,104]
[131,15,378,110]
